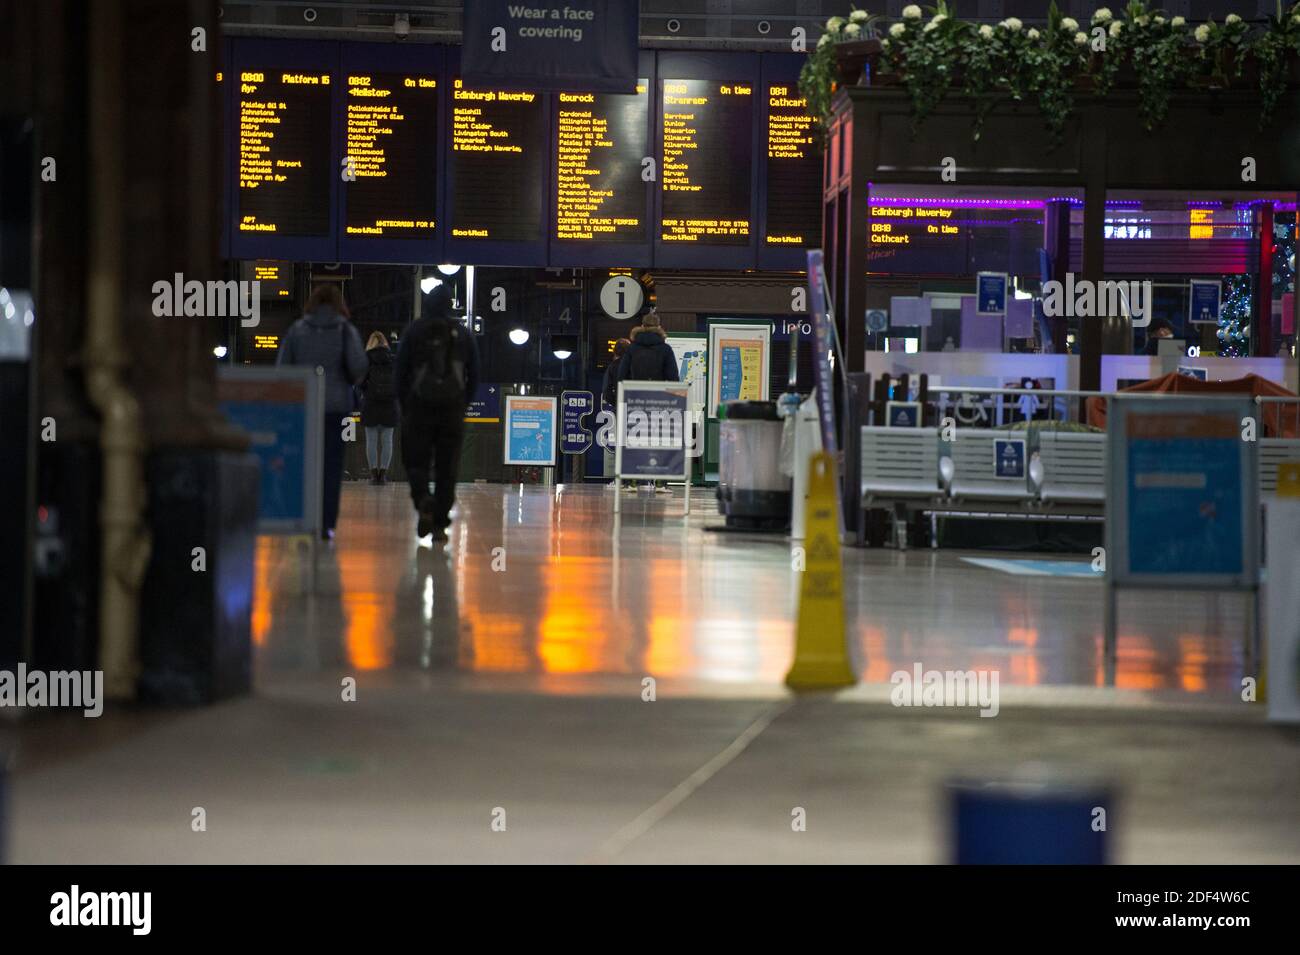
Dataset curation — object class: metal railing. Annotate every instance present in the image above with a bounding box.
[900,386,1300,434]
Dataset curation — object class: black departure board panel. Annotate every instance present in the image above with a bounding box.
[448,79,546,242]
[343,72,438,239]
[763,83,821,248]
[554,81,649,243]
[237,69,332,236]
[660,78,752,246]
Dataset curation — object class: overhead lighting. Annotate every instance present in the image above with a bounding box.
[420,276,442,294]
[508,328,530,345]
[552,349,572,360]
[213,345,228,358]
[436,264,461,276]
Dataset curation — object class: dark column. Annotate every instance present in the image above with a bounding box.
[1079,182,1106,392]
[844,111,869,372]
[1257,204,1275,357]
[1043,200,1071,354]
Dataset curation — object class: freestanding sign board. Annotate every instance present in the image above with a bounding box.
[503,395,558,466]
[1104,396,1260,681]
[217,366,323,536]
[1267,463,1300,723]
[560,390,594,454]
[614,381,691,515]
[707,322,770,419]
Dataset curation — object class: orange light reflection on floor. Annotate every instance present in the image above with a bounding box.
[251,536,274,648]
[537,557,611,674]
[1007,626,1041,686]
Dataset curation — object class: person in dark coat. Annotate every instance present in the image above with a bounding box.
[394,284,480,542]
[277,283,368,540]
[361,331,399,484]
[615,311,679,493]
[616,311,679,383]
[601,337,631,411]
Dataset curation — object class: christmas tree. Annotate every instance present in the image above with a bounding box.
[1217,276,1250,358]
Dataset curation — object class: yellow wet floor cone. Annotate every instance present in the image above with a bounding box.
[785,451,856,690]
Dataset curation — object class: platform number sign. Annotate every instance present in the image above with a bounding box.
[600,275,644,320]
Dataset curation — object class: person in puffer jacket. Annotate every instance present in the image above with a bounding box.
[277,283,368,540]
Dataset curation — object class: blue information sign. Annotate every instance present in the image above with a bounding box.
[503,395,557,466]
[560,390,594,454]
[465,383,501,423]
[461,0,638,93]
[994,438,1026,479]
[886,401,921,428]
[977,272,1008,316]
[618,383,689,478]
[217,366,323,534]
[1107,397,1258,585]
[1189,279,1222,325]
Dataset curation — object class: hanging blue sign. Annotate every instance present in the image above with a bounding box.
[1189,279,1221,325]
[465,383,501,423]
[461,0,639,93]
[560,390,594,454]
[977,272,1008,316]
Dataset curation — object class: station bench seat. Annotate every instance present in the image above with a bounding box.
[943,429,1034,506]
[860,426,941,505]
[1035,431,1106,508]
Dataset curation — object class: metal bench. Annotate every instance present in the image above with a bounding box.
[1034,431,1106,512]
[860,426,941,505]
[860,426,941,548]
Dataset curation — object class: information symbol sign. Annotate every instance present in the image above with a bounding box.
[600,275,644,320]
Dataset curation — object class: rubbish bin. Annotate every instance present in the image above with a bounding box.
[949,764,1115,864]
[717,400,790,530]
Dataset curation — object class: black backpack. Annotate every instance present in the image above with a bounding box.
[409,319,466,409]
[367,360,396,402]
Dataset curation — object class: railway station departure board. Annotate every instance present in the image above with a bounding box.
[237,69,332,236]
[763,84,821,248]
[660,79,752,246]
[343,73,439,238]
[554,82,649,243]
[449,79,546,242]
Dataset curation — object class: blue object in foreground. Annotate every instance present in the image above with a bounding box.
[950,774,1113,864]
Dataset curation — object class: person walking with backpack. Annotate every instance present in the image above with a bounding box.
[361,331,399,484]
[394,284,479,542]
[277,284,368,541]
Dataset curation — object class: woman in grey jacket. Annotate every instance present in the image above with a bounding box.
[277,284,368,540]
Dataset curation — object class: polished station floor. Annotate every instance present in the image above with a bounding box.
[9,483,1299,863]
